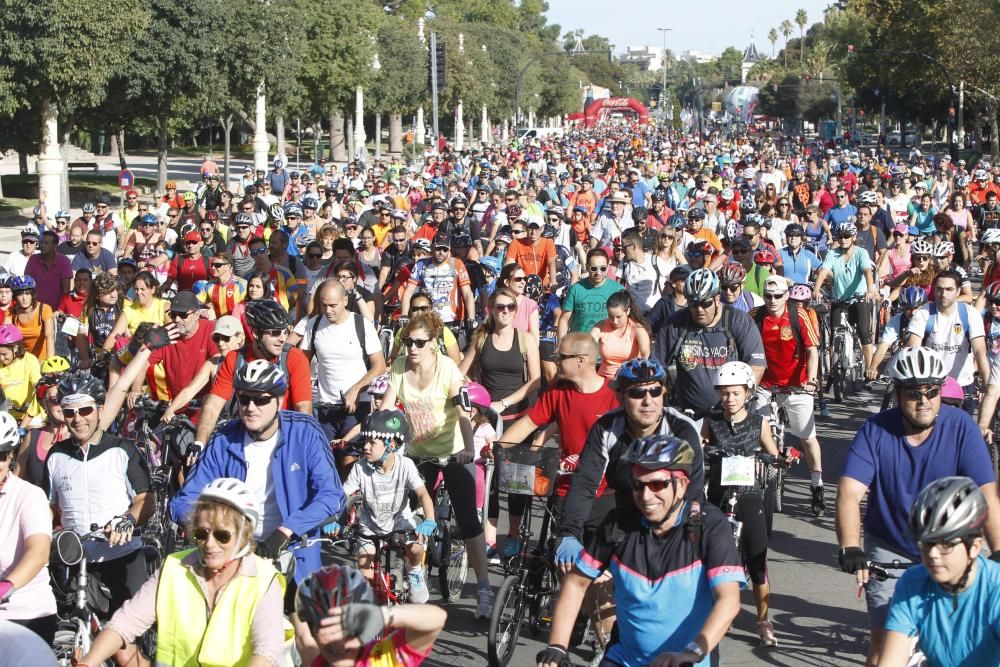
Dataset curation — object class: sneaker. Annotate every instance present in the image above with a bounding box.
[476,586,494,620]
[407,569,429,604]
[500,536,522,559]
[757,619,778,647]
[811,485,827,517]
[819,400,831,418]
[485,543,500,565]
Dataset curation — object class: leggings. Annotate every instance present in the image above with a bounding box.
[417,459,484,539]
[736,492,769,586]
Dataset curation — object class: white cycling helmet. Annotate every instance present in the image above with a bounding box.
[956,175,971,188]
[714,361,756,391]
[910,238,934,255]
[888,348,947,387]
[857,190,878,205]
[684,268,721,300]
[368,374,390,395]
[0,411,19,454]
[974,169,988,181]
[980,228,1000,245]
[933,241,955,258]
[720,187,735,201]
[198,477,261,532]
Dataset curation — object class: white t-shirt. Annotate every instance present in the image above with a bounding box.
[0,475,57,621]
[300,313,380,404]
[342,455,424,535]
[3,251,32,277]
[243,430,281,539]
[0,620,59,666]
[907,304,984,387]
[620,254,661,310]
[878,312,906,347]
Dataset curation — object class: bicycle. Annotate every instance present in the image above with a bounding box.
[50,526,115,666]
[368,530,427,606]
[756,387,804,521]
[487,443,561,667]
[704,447,791,547]
[411,455,470,602]
[828,298,867,403]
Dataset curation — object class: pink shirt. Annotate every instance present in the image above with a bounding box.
[24,253,72,309]
[513,296,539,333]
[0,474,57,620]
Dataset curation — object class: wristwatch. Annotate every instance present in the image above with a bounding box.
[684,641,706,660]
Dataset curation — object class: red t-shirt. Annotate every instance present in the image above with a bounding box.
[146,318,219,401]
[757,305,819,388]
[168,254,210,291]
[210,344,312,409]
[527,379,620,496]
[57,291,87,319]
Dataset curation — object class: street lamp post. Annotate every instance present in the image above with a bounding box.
[252,82,269,170]
[657,28,671,116]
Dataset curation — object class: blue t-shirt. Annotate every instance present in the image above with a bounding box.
[826,204,858,227]
[821,246,873,300]
[780,246,823,285]
[628,181,652,207]
[885,556,1000,667]
[841,406,996,558]
[562,278,624,334]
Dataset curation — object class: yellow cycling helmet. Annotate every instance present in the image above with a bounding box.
[182,191,197,202]
[40,355,71,375]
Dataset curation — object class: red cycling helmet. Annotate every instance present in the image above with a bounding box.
[718,262,747,284]
[753,248,778,265]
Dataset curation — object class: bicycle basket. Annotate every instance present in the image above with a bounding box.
[54,529,83,566]
[493,444,560,497]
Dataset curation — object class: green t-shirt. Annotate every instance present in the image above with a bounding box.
[563,278,624,334]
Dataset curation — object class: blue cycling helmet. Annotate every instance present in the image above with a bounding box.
[684,268,720,300]
[621,434,696,475]
[10,276,36,292]
[139,213,158,226]
[614,358,666,390]
[478,256,501,275]
[898,286,928,311]
[668,213,687,229]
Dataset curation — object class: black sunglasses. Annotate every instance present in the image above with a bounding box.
[403,337,431,348]
[193,527,233,544]
[410,305,431,313]
[901,386,941,401]
[625,385,664,399]
[237,394,276,407]
[212,333,233,343]
[211,262,229,268]
[557,352,583,361]
[630,477,674,493]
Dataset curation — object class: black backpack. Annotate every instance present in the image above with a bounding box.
[310,312,372,371]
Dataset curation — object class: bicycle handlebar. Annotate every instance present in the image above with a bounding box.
[703,447,792,468]
[867,560,916,581]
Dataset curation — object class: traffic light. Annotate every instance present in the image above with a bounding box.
[428,42,446,93]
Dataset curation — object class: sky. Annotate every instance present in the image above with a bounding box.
[543,0,835,59]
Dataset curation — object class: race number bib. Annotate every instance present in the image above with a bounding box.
[720,456,755,486]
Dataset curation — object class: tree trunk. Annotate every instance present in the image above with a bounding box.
[276,115,286,159]
[346,116,355,160]
[59,110,75,214]
[389,113,403,153]
[109,131,119,161]
[157,114,169,193]
[330,110,347,162]
[117,129,127,169]
[223,114,233,186]
[989,104,999,160]
[18,152,28,175]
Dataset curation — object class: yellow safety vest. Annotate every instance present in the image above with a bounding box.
[154,549,284,667]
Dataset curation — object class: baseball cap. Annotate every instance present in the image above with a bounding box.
[213,315,242,337]
[184,230,201,243]
[432,232,451,248]
[763,275,790,294]
[893,223,909,235]
[170,290,201,312]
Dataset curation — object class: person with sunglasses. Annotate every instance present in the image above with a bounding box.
[558,247,623,338]
[880,477,1000,667]
[197,251,248,319]
[81,477,286,667]
[45,371,153,666]
[539,434,739,667]
[248,236,302,319]
[837,347,1000,667]
[166,230,212,292]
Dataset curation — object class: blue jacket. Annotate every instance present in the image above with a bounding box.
[170,411,344,582]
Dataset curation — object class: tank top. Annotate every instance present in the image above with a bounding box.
[704,410,764,505]
[23,427,57,488]
[805,218,827,252]
[596,320,640,380]
[479,330,529,419]
[948,209,968,231]
[886,246,912,279]
[14,304,52,361]
[358,249,381,293]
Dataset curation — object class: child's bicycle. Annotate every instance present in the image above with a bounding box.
[367,530,427,606]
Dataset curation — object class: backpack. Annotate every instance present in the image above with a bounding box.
[751,303,805,357]
[922,302,971,379]
[310,312,372,371]
[171,253,211,282]
[475,328,528,383]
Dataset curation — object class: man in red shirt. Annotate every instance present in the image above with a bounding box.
[168,230,210,291]
[411,201,450,242]
[505,219,557,285]
[126,290,218,405]
[750,275,825,516]
[192,300,312,450]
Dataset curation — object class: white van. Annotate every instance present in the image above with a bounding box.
[515,127,563,142]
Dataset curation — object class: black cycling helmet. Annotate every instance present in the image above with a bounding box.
[244,299,290,333]
[57,371,106,406]
[687,207,706,221]
[296,565,373,631]
[632,206,649,223]
[361,409,410,448]
[541,223,558,239]
[621,434,696,475]
[523,274,544,301]
[613,358,666,390]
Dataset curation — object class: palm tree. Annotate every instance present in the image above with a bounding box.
[780,20,793,68]
[768,28,778,58]
[795,9,808,64]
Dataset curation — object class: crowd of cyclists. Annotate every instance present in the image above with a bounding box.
[0,119,999,667]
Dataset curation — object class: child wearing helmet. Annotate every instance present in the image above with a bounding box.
[326,409,436,604]
[703,361,784,646]
[0,325,42,423]
[462,382,501,557]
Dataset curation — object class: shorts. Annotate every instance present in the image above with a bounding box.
[863,533,912,630]
[354,516,418,555]
[832,299,875,346]
[315,402,372,453]
[86,549,148,621]
[757,388,817,441]
[540,340,558,363]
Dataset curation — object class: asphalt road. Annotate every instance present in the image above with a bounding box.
[397,389,880,667]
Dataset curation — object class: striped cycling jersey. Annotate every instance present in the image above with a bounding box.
[267,264,302,313]
[198,276,248,317]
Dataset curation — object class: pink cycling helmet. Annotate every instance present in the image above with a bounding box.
[464,381,492,410]
[941,376,965,402]
[788,284,812,302]
[0,324,23,346]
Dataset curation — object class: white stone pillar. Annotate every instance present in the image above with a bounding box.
[481,105,489,147]
[501,120,509,143]
[374,113,382,160]
[37,101,64,213]
[354,86,366,159]
[455,100,464,151]
[253,83,269,170]
[416,107,425,147]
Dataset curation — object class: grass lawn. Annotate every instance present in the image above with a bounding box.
[0,173,158,210]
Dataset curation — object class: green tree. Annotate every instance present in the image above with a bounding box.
[768,28,778,58]
[780,20,793,68]
[375,17,430,152]
[795,9,809,64]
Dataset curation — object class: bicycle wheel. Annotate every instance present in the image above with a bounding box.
[528,562,558,637]
[51,624,77,666]
[379,328,394,360]
[990,438,1000,488]
[442,514,469,601]
[488,574,526,667]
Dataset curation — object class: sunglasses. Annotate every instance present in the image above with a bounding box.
[722,283,742,292]
[24,239,38,244]
[193,527,234,544]
[250,247,268,256]
[63,405,97,419]
[835,234,854,240]
[588,265,608,273]
[403,337,431,349]
[212,333,233,343]
[690,299,715,310]
[237,394,276,407]
[171,310,196,320]
[630,477,674,493]
[557,352,583,362]
[211,262,229,269]
[262,328,288,338]
[625,385,664,399]
[913,254,930,261]
[763,292,786,300]
[494,302,516,313]
[901,386,940,401]
[512,230,527,236]
[510,276,527,283]
[410,305,431,313]
[306,253,323,259]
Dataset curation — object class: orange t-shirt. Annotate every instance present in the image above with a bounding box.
[14,303,53,360]
[506,238,556,284]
